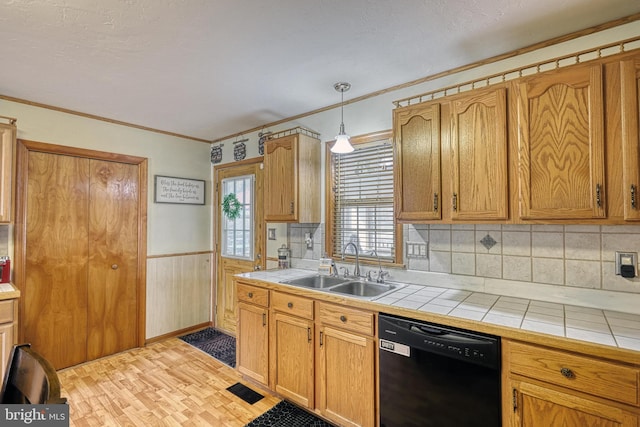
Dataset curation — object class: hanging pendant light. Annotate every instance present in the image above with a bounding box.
[331,82,354,154]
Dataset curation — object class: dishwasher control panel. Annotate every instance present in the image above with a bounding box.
[379,313,501,369]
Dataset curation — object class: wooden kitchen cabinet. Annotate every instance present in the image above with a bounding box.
[0,122,16,223]
[270,291,314,408]
[0,299,17,380]
[621,56,640,221]
[504,340,639,427]
[236,283,269,385]
[513,62,606,220]
[264,132,320,223]
[447,86,508,220]
[394,101,441,221]
[316,302,376,427]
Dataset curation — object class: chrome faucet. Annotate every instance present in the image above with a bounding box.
[342,242,360,277]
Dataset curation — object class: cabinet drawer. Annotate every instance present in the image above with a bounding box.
[272,292,313,320]
[508,341,639,406]
[237,283,269,307]
[0,299,13,324]
[316,302,374,336]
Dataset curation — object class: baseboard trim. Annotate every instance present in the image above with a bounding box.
[145,322,212,344]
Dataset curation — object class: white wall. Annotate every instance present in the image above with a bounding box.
[0,99,213,255]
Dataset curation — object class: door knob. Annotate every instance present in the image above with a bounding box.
[111,264,118,270]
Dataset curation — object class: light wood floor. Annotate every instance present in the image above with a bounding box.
[58,338,281,426]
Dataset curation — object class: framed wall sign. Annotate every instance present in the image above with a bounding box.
[154,175,205,205]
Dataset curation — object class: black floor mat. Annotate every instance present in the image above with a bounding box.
[179,328,236,367]
[226,382,264,404]
[245,400,335,427]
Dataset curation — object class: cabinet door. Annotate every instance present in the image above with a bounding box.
[0,321,14,380]
[264,135,297,221]
[0,123,15,223]
[515,63,606,219]
[237,302,269,385]
[450,87,508,220]
[271,312,314,408]
[621,57,640,220]
[509,379,637,427]
[394,102,441,221]
[317,325,376,427]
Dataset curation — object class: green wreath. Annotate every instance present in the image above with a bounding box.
[222,193,242,220]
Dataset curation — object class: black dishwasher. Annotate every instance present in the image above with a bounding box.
[379,313,501,427]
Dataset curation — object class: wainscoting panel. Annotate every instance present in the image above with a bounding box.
[146,252,212,339]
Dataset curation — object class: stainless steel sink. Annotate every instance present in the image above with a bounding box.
[329,280,401,299]
[281,275,349,289]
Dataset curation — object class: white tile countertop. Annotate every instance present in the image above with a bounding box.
[238,268,640,353]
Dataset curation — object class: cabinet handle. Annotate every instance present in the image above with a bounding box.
[290,201,295,214]
[248,292,253,298]
[433,193,439,212]
[287,302,293,309]
[512,388,517,412]
[632,184,637,210]
[262,313,266,326]
[596,184,602,208]
[319,331,323,346]
[560,367,575,379]
[340,315,347,322]
[307,327,312,343]
[452,193,458,212]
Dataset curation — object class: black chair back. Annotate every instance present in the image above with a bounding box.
[0,343,67,404]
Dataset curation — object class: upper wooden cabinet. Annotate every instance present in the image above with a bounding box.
[514,63,606,220]
[447,87,508,220]
[264,133,320,223]
[0,122,16,223]
[621,56,640,221]
[394,102,441,221]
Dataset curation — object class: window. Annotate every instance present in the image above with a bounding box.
[327,131,401,265]
[221,175,254,259]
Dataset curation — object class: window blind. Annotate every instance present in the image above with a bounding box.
[332,140,395,262]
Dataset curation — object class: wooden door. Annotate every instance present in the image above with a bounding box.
[264,135,297,221]
[510,380,637,427]
[394,102,441,221]
[271,312,314,408]
[515,63,606,220]
[316,325,376,427]
[449,87,508,220]
[16,141,147,369]
[87,160,139,360]
[236,302,269,385]
[24,152,90,368]
[621,57,640,220]
[214,161,264,334]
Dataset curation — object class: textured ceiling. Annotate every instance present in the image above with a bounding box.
[0,0,639,141]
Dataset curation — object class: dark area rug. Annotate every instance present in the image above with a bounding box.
[179,327,236,368]
[245,400,335,427]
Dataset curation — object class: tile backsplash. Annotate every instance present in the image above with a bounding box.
[287,223,640,295]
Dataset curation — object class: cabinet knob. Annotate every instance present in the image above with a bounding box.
[248,292,253,298]
[111,264,118,270]
[560,367,575,379]
[340,315,347,322]
[287,302,293,308]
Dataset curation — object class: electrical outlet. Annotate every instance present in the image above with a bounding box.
[615,251,637,278]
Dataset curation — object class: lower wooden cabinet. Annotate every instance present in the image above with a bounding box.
[504,339,640,427]
[0,298,17,380]
[236,282,377,427]
[236,283,269,385]
[510,379,637,427]
[316,324,376,427]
